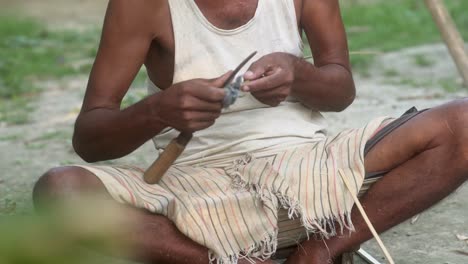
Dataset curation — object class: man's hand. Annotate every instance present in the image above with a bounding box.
[154,71,231,133]
[242,52,296,107]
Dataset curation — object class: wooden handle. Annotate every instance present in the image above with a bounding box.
[144,133,192,184]
[143,52,257,184]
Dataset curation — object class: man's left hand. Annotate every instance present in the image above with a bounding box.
[242,52,296,107]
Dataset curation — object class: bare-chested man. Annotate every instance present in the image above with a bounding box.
[33,0,468,263]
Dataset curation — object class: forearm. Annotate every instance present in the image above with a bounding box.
[291,56,355,112]
[73,94,166,162]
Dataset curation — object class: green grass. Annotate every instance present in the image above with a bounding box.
[341,0,468,72]
[24,130,72,145]
[0,14,150,125]
[2,1,467,125]
[412,54,435,67]
[438,78,461,92]
[0,134,21,142]
[0,97,33,125]
[0,15,100,124]
[121,70,148,109]
[383,68,400,78]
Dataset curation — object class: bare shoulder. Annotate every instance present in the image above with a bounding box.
[103,0,170,39]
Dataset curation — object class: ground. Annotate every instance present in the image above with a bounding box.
[0,0,467,263]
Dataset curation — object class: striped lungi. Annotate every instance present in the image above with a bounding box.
[76,116,401,264]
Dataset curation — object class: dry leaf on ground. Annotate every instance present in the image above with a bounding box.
[456,234,468,241]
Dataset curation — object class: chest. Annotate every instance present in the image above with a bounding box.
[146,0,303,89]
[194,0,260,30]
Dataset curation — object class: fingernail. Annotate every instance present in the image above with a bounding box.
[242,85,250,92]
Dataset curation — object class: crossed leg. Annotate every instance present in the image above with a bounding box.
[33,161,273,264]
[285,100,468,263]
[33,99,468,264]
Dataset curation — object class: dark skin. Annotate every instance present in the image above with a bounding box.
[72,0,354,162]
[33,0,468,263]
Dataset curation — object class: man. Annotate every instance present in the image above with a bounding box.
[33,0,468,263]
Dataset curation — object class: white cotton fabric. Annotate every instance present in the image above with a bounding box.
[148,0,328,166]
[76,1,397,262]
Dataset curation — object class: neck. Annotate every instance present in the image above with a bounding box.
[193,0,260,30]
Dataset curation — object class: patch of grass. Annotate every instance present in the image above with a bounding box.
[438,78,461,93]
[120,69,149,109]
[0,199,17,215]
[386,77,433,89]
[349,55,373,76]
[0,134,21,142]
[131,69,148,88]
[25,142,47,150]
[0,96,34,125]
[31,130,71,142]
[383,68,400,78]
[0,15,100,124]
[121,90,147,109]
[413,54,435,67]
[341,0,468,71]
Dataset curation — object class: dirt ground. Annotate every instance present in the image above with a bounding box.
[0,1,467,263]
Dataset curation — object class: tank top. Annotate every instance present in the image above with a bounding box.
[148,0,327,166]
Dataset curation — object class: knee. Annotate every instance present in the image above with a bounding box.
[443,100,468,172]
[32,166,95,210]
[446,100,468,140]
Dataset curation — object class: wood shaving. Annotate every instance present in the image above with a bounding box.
[411,214,420,225]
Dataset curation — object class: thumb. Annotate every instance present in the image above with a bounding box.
[243,63,266,81]
[210,70,234,88]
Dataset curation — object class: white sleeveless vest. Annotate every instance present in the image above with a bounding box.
[148,0,327,166]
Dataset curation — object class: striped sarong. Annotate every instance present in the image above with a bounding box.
[77,116,392,263]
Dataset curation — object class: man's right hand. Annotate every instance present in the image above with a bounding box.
[153,71,232,133]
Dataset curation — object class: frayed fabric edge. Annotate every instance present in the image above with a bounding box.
[208,230,279,264]
[222,153,357,263]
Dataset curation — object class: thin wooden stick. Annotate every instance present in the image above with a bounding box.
[338,169,395,264]
[425,0,468,87]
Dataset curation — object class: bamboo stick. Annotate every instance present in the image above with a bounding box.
[425,0,468,87]
[339,169,395,264]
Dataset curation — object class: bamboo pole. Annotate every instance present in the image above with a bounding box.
[425,0,468,87]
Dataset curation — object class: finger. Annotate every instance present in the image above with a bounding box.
[190,86,226,102]
[183,111,221,122]
[252,96,281,107]
[187,120,216,132]
[252,89,282,101]
[210,70,234,88]
[252,91,285,105]
[242,67,283,92]
[243,62,268,81]
[181,96,223,112]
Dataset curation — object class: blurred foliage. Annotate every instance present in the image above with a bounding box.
[0,198,132,264]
